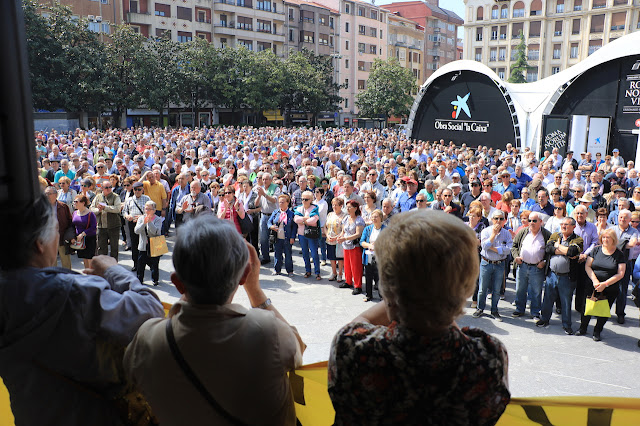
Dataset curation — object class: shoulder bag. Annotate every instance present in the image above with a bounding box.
[70,213,92,251]
[165,318,247,426]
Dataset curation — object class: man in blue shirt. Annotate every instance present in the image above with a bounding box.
[495,170,520,199]
[512,165,532,192]
[395,177,418,212]
[531,189,555,223]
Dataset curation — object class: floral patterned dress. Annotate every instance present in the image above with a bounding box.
[328,321,510,425]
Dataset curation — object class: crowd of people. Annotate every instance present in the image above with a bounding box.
[7,122,640,424]
[37,126,640,337]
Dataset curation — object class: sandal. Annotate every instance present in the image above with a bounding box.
[328,274,337,281]
[304,272,311,278]
[316,274,322,280]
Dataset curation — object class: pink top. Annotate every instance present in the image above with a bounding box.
[293,205,319,236]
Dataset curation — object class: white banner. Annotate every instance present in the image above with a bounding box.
[586,117,610,158]
[569,115,589,155]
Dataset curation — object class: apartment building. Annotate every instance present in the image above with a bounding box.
[311,0,388,124]
[387,13,425,92]
[382,1,463,81]
[463,0,640,81]
[39,0,120,43]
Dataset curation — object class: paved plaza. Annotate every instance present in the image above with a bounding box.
[68,236,640,399]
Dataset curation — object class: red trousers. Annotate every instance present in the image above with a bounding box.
[344,246,363,289]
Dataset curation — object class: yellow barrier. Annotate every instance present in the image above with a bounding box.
[3,303,640,425]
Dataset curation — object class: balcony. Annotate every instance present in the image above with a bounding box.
[127,12,154,25]
[574,5,582,9]
[611,25,625,31]
[214,0,237,13]
[215,22,238,35]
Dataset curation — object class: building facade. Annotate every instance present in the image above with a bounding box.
[463,0,640,81]
[381,1,463,81]
[387,13,425,92]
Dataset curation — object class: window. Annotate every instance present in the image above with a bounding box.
[499,47,506,61]
[553,44,561,59]
[300,31,314,43]
[197,11,208,23]
[531,0,542,15]
[345,40,349,50]
[447,23,455,31]
[573,0,582,10]
[527,67,538,82]
[369,44,377,54]
[475,48,482,62]
[301,11,314,23]
[611,12,626,30]
[570,43,579,58]
[330,17,334,29]
[238,39,253,50]
[358,80,365,90]
[344,3,350,14]
[513,1,525,17]
[156,28,171,39]
[572,19,581,34]
[371,10,377,20]
[319,14,328,26]
[344,98,348,108]
[412,69,420,80]
[588,39,602,55]
[155,3,170,17]
[491,26,498,40]
[288,8,294,21]
[88,22,100,33]
[319,33,329,45]
[590,14,604,33]
[237,0,252,7]
[101,22,110,34]
[498,69,505,79]
[359,25,366,35]
[554,21,562,36]
[398,49,405,60]
[177,31,192,42]
[237,16,253,31]
[380,30,383,39]
[370,27,377,37]
[592,0,606,8]
[177,6,192,21]
[358,42,365,53]
[256,0,271,11]
[490,48,497,61]
[358,7,364,17]
[556,0,564,12]
[501,5,508,18]
[500,26,507,39]
[528,45,539,60]
[358,60,365,71]
[491,6,499,19]
[345,22,349,33]
[256,19,271,33]
[257,41,271,51]
[530,21,541,37]
[289,29,294,42]
[345,59,349,69]
[552,67,560,74]
[476,27,483,41]
[511,49,519,60]
[220,38,227,48]
[512,23,524,38]
[129,0,138,13]
[344,78,349,88]
[477,6,484,20]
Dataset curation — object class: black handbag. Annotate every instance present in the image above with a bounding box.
[238,213,253,235]
[304,223,321,239]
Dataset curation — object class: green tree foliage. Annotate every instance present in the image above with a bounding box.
[508,32,529,83]
[356,58,415,120]
[23,1,342,125]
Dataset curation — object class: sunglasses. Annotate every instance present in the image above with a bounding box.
[417,199,427,203]
[529,219,539,223]
[82,184,90,188]
[124,184,131,188]
[134,188,143,191]
[554,206,563,210]
[225,191,234,194]
[302,198,312,201]
[492,217,505,221]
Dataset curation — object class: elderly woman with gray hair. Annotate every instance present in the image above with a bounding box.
[0,194,163,425]
[328,210,510,424]
[124,216,305,425]
[134,200,164,286]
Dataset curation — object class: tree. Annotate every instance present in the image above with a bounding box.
[299,49,342,126]
[139,38,182,125]
[356,58,415,121]
[508,32,529,83]
[242,49,285,124]
[104,25,147,126]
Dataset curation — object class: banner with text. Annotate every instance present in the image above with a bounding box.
[542,116,571,157]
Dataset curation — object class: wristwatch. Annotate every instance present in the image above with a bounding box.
[255,298,272,309]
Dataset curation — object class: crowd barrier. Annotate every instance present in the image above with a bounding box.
[3,304,640,425]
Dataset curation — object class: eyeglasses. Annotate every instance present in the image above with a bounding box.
[416,199,427,203]
[103,186,112,189]
[225,191,234,194]
[483,184,492,187]
[134,188,143,191]
[492,217,505,221]
[471,183,480,187]
[302,198,312,201]
[123,184,131,188]
[96,166,104,169]
[82,184,90,188]
[443,195,452,198]
[554,206,563,210]
[561,223,574,227]
[632,220,640,224]
[529,219,539,223]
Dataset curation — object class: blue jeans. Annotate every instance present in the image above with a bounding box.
[273,238,293,274]
[259,213,271,261]
[299,234,320,275]
[541,272,575,328]
[478,259,505,313]
[515,263,545,316]
[319,236,327,261]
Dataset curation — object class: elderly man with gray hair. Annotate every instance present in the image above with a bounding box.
[124,216,305,425]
